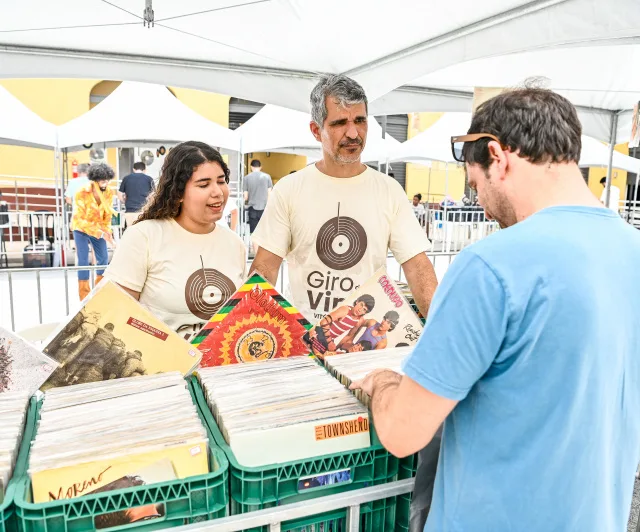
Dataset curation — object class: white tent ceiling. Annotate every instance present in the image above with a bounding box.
[0,0,638,117]
[0,85,56,149]
[390,113,640,173]
[236,104,399,162]
[57,81,239,152]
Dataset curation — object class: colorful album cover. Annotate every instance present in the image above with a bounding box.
[303,266,423,359]
[191,273,312,366]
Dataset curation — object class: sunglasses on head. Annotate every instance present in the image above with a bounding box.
[450,133,502,163]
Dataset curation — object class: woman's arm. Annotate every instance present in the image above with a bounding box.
[117,284,141,301]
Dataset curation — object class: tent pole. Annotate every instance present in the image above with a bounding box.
[604,113,619,209]
[634,146,640,212]
[381,116,387,174]
[238,140,245,241]
[61,148,68,265]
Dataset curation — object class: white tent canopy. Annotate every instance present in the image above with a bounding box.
[236,104,399,163]
[390,113,640,173]
[0,85,57,149]
[57,81,239,152]
[1,0,638,116]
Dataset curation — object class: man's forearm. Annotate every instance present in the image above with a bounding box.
[402,253,438,317]
[370,370,403,447]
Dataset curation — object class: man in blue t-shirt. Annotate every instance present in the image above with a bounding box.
[118,161,155,228]
[352,87,640,531]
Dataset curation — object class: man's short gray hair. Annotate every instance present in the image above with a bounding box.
[310,75,368,127]
[77,163,90,175]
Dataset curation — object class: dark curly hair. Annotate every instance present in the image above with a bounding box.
[87,163,115,182]
[136,141,230,224]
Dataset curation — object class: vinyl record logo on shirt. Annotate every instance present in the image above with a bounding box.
[316,202,367,271]
[185,266,236,320]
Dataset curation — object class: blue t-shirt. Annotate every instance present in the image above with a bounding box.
[403,206,640,531]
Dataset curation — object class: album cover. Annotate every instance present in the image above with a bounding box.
[87,459,176,529]
[303,267,423,359]
[192,273,312,366]
[40,280,202,390]
[0,326,58,395]
[30,437,208,503]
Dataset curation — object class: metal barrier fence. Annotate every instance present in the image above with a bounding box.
[0,253,459,333]
[177,477,414,532]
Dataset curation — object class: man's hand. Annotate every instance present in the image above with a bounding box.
[250,247,283,286]
[350,369,401,398]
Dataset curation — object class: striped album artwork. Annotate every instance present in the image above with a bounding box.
[191,273,312,367]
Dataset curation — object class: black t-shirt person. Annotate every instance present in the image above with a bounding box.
[119,172,155,213]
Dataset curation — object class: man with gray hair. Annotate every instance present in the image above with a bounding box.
[251,76,440,528]
[252,74,437,318]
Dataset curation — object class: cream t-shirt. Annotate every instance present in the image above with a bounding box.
[105,219,247,341]
[252,164,430,322]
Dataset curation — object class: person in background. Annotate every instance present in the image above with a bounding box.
[105,141,246,342]
[351,87,640,532]
[218,197,239,232]
[118,162,155,228]
[244,159,273,245]
[70,163,115,301]
[600,176,621,212]
[64,163,90,207]
[412,193,425,222]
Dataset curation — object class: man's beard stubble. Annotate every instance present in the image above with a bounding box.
[333,139,363,164]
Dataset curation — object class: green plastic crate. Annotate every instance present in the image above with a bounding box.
[393,453,420,532]
[14,387,230,532]
[0,397,38,532]
[189,375,401,532]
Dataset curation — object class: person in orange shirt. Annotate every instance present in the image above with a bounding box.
[70,163,115,301]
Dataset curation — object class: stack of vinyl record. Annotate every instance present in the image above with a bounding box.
[323,346,412,407]
[198,357,371,467]
[28,372,210,515]
[0,391,29,500]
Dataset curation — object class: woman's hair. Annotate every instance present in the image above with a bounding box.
[136,141,230,224]
[87,163,114,182]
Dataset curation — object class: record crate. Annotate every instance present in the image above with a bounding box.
[0,397,38,532]
[13,389,230,532]
[189,375,402,532]
[394,453,419,532]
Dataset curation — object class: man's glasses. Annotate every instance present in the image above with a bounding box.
[450,133,502,163]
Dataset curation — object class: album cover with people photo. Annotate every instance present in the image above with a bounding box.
[303,266,423,359]
[40,280,202,390]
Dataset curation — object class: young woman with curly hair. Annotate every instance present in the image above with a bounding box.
[105,141,246,341]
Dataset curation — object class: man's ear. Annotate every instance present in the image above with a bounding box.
[487,140,508,179]
[310,121,322,142]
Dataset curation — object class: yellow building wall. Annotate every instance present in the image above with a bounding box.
[247,153,307,184]
[169,87,230,127]
[405,112,466,203]
[586,142,629,202]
